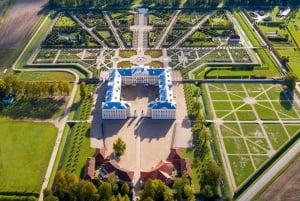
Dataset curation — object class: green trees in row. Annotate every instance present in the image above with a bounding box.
[0,74,72,99]
[49,0,300,7]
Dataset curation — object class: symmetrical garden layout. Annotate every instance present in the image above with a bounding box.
[205,83,300,189]
[2,6,300,200]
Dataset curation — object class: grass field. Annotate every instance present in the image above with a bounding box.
[205,83,300,187]
[0,119,57,193]
[15,71,75,82]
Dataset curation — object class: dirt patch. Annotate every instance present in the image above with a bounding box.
[258,156,300,201]
[0,0,47,49]
[0,2,5,16]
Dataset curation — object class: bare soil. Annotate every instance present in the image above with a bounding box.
[258,156,300,201]
[0,0,47,49]
[0,2,5,16]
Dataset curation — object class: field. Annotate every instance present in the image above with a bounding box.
[258,156,300,201]
[205,83,300,187]
[15,71,76,82]
[0,119,57,194]
[0,0,48,69]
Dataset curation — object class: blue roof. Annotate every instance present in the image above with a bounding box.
[148,101,176,109]
[102,66,175,111]
[102,102,131,109]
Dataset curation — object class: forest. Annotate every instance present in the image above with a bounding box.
[49,0,300,8]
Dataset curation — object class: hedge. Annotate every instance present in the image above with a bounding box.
[23,64,90,78]
[0,196,37,201]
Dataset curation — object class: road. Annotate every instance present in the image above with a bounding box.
[155,10,181,49]
[237,140,300,201]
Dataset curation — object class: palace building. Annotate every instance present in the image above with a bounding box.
[101,66,176,119]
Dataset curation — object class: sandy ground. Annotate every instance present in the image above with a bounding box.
[258,156,300,201]
[0,0,48,50]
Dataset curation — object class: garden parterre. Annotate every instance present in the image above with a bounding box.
[205,83,300,187]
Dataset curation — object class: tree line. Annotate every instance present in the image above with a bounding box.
[45,171,196,201]
[49,0,300,8]
[0,74,72,99]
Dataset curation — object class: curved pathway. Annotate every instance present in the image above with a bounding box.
[37,69,79,201]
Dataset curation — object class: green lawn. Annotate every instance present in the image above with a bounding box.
[0,119,57,194]
[119,50,137,58]
[277,48,300,78]
[181,149,201,193]
[16,71,75,82]
[206,83,300,187]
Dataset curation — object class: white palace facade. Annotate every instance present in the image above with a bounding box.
[101,66,176,120]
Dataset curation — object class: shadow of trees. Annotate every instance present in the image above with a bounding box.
[1,97,65,119]
[279,90,294,110]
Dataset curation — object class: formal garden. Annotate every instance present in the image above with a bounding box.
[1,4,300,201]
[203,83,300,187]
[244,7,300,78]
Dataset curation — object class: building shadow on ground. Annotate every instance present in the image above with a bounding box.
[135,118,175,142]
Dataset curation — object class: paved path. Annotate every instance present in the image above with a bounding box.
[155,10,181,49]
[130,11,152,51]
[237,140,300,201]
[103,11,125,48]
[170,11,216,48]
[35,70,79,201]
[69,13,108,48]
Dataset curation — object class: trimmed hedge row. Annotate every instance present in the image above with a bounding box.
[0,196,37,201]
[24,64,90,78]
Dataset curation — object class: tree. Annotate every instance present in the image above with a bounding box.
[207,160,221,188]
[139,179,174,201]
[283,72,298,90]
[75,180,98,201]
[107,174,119,193]
[98,182,113,201]
[3,74,22,94]
[121,182,130,195]
[44,194,59,201]
[172,172,195,201]
[113,137,126,156]
[0,79,6,98]
[202,185,214,198]
[80,82,88,99]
